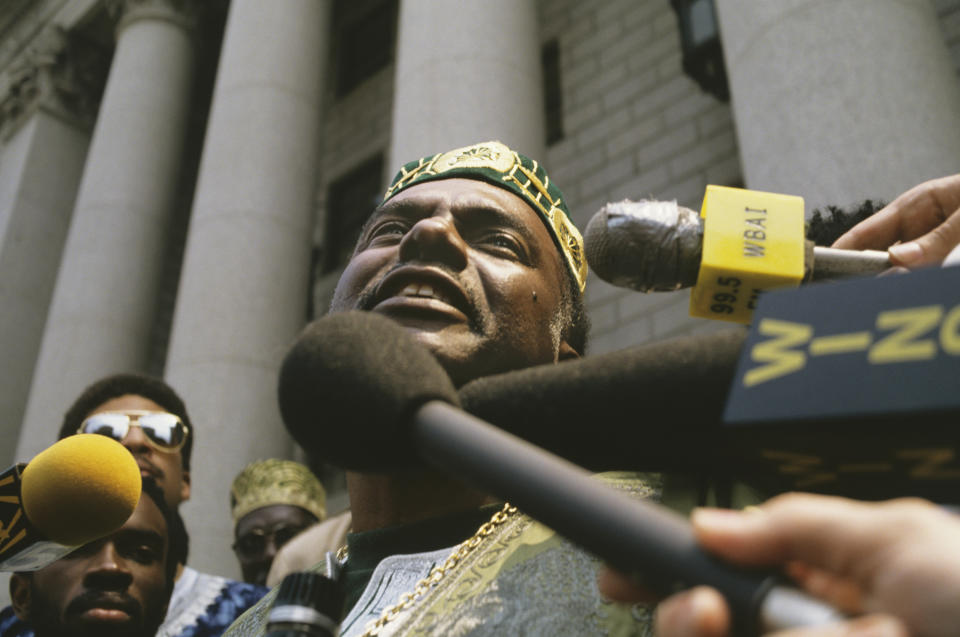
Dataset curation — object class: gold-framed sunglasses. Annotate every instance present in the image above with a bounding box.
[78,410,189,453]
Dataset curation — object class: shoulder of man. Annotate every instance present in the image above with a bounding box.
[0,605,32,637]
[267,510,352,587]
[208,579,271,618]
[160,571,269,637]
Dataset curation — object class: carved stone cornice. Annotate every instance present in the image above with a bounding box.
[0,25,110,139]
[0,0,63,73]
[103,0,199,34]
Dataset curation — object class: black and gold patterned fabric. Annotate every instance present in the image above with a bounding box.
[230,459,327,524]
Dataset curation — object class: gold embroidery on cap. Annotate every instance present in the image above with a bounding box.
[432,142,515,173]
[383,156,435,200]
[548,207,588,291]
[501,157,587,291]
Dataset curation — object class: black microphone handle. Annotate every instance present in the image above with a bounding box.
[413,401,843,635]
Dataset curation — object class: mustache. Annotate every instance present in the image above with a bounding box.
[355,281,381,312]
[357,264,483,330]
[66,590,141,621]
[135,456,165,481]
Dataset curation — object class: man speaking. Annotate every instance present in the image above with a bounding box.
[225,140,660,636]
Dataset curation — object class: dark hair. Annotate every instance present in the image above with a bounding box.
[806,200,885,246]
[58,373,194,470]
[140,477,184,590]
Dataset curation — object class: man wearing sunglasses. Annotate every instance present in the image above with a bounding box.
[0,374,267,637]
[229,459,328,587]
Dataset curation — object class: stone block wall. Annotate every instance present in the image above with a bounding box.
[309,0,960,354]
[311,65,395,315]
[538,0,741,354]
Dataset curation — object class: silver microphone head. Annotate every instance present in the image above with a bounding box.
[584,199,704,292]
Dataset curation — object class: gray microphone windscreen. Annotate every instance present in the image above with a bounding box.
[584,200,703,291]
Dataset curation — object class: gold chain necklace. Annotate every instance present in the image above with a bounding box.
[346,502,518,637]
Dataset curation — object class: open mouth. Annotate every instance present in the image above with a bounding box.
[372,269,473,323]
[398,283,446,300]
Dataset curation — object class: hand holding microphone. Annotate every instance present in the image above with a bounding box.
[584,198,890,294]
[585,176,960,323]
[601,493,960,637]
[0,434,142,571]
[833,173,960,269]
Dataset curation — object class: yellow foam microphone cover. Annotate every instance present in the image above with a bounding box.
[21,434,142,546]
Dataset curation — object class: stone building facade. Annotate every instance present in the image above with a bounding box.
[2,0,959,581]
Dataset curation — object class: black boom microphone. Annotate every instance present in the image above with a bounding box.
[277,311,843,634]
[458,327,746,473]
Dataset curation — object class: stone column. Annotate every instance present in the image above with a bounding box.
[164,0,330,578]
[0,27,105,466]
[715,0,960,212]
[16,0,196,460]
[388,0,545,172]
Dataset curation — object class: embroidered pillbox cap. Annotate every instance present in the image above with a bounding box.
[383,140,587,291]
[230,458,327,524]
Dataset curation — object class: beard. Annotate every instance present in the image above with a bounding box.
[29,590,166,637]
[349,263,486,334]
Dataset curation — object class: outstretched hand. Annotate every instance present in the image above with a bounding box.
[598,493,960,637]
[832,174,960,268]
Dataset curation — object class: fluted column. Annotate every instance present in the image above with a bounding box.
[715,0,960,211]
[0,27,105,466]
[388,0,545,170]
[17,0,196,460]
[164,0,330,578]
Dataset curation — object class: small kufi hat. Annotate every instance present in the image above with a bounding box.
[230,459,327,524]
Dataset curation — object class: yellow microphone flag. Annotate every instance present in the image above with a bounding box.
[690,186,805,324]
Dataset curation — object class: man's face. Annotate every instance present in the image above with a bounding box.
[86,395,191,510]
[330,178,577,385]
[11,496,171,637]
[233,504,318,586]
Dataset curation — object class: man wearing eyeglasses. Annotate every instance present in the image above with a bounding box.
[0,374,268,637]
[229,459,327,586]
[65,389,192,514]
